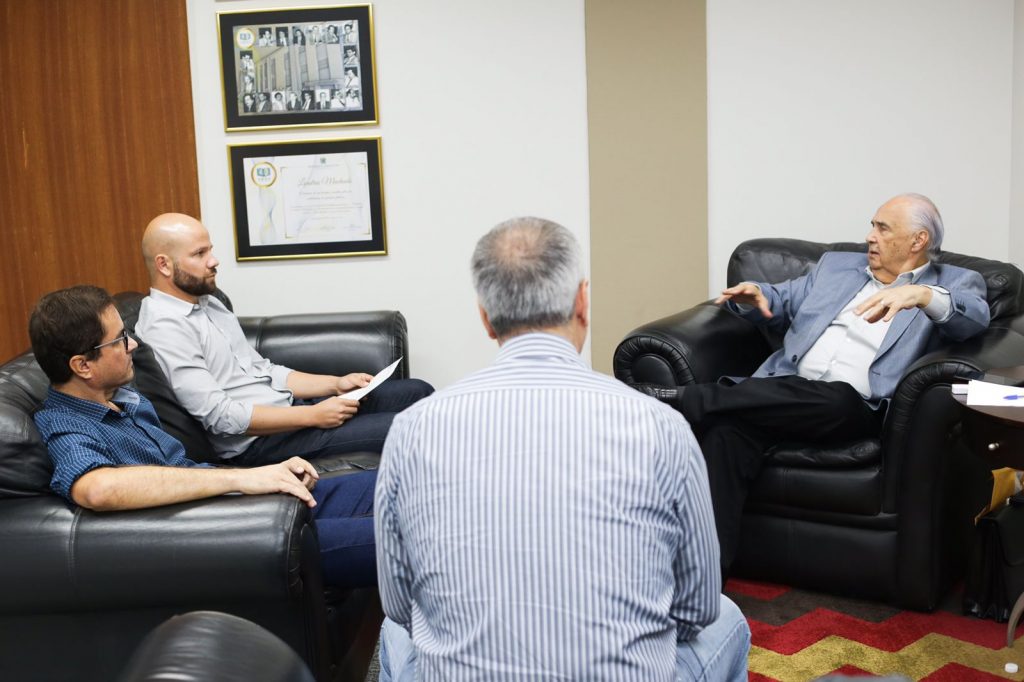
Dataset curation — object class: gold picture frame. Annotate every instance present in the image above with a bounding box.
[217,4,378,131]
[227,137,387,261]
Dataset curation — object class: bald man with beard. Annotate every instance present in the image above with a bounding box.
[135,213,433,466]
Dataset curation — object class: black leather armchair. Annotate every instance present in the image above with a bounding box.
[614,238,1024,610]
[0,291,409,680]
[117,611,315,682]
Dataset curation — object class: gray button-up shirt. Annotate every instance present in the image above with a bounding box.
[136,289,293,459]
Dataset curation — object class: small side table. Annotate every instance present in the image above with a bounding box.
[957,366,1024,647]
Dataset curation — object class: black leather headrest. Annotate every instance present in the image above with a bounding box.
[0,352,55,498]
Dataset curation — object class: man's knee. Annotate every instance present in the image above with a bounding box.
[379,617,415,682]
[368,378,434,413]
[676,595,750,681]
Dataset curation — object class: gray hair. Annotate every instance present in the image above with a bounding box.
[897,193,944,255]
[471,217,583,338]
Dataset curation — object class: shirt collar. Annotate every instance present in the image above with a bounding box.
[495,332,585,366]
[864,260,932,287]
[45,386,140,420]
[148,287,214,315]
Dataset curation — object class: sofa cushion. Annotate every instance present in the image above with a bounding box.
[747,462,885,517]
[767,438,881,468]
[0,352,54,497]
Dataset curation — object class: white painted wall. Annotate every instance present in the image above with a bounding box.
[185,0,590,389]
[1012,0,1024,268]
[707,0,1014,293]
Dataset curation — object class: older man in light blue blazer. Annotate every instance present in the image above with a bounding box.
[639,193,990,571]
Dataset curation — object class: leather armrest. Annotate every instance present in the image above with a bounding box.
[238,311,409,379]
[894,325,1024,413]
[881,325,1024,508]
[0,493,317,614]
[613,301,772,387]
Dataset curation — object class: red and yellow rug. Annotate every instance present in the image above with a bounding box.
[725,578,1024,681]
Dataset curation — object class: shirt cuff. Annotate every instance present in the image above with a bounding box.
[270,365,293,391]
[238,402,256,432]
[922,285,952,322]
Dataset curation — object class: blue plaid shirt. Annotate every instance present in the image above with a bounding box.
[34,387,209,501]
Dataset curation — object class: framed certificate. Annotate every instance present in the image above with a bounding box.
[228,138,387,260]
[217,5,378,131]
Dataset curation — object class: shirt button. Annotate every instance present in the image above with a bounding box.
[791,355,798,362]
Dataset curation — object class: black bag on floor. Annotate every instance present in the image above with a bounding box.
[963,498,1024,622]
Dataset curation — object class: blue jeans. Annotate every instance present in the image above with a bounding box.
[378,594,750,681]
[312,469,378,588]
[237,379,433,465]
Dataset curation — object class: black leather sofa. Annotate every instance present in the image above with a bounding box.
[0,291,409,681]
[614,238,1024,610]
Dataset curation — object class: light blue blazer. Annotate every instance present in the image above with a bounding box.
[727,252,990,402]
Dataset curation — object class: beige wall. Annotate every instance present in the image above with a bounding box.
[586,0,708,375]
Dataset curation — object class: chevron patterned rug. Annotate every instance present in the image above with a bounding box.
[725,578,1024,681]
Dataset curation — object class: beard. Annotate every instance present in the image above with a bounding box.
[172,265,217,296]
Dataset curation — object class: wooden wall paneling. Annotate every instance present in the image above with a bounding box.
[0,0,200,363]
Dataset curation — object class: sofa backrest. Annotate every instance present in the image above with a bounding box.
[726,238,1024,349]
[0,352,56,497]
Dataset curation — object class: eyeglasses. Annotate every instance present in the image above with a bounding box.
[92,330,130,353]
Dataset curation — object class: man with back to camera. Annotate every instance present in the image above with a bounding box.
[375,217,750,681]
[636,193,991,573]
[30,285,379,588]
[135,213,433,467]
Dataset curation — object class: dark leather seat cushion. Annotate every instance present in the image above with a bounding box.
[748,462,885,517]
[767,438,881,468]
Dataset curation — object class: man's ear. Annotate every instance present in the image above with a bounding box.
[911,230,929,254]
[154,253,173,277]
[575,279,590,328]
[478,304,498,340]
[67,354,94,381]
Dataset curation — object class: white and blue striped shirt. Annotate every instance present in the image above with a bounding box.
[375,333,720,681]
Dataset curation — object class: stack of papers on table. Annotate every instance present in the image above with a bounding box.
[965,379,1024,407]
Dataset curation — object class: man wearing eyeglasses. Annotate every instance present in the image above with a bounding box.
[29,285,379,589]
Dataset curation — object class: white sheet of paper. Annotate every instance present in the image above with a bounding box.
[966,379,1024,407]
[340,358,403,401]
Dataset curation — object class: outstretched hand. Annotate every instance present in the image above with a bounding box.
[715,282,772,319]
[240,456,320,508]
[854,284,932,323]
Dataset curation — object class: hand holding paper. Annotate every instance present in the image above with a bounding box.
[340,358,402,401]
